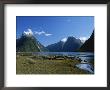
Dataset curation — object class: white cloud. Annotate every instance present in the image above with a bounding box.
[23,28,33,36]
[35,31,52,36]
[61,37,67,42]
[35,31,45,35]
[45,33,52,36]
[23,28,52,37]
[79,37,88,43]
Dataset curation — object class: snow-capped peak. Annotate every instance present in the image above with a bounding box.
[23,28,33,36]
[61,37,67,42]
[79,37,87,43]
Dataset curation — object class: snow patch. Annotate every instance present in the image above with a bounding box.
[61,37,67,42]
[79,37,88,43]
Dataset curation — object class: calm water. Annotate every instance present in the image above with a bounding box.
[33,52,94,61]
[33,52,94,74]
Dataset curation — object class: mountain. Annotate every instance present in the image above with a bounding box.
[46,41,64,52]
[16,34,48,52]
[46,36,82,52]
[63,37,82,52]
[79,31,94,52]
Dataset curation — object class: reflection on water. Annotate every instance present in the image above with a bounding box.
[33,52,94,74]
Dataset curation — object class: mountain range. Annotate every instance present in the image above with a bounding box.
[46,36,83,52]
[16,31,94,52]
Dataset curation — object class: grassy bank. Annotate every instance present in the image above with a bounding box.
[16,53,89,74]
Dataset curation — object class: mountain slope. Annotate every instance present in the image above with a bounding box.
[16,34,48,52]
[46,41,64,52]
[63,37,82,52]
[46,36,82,52]
[79,31,94,52]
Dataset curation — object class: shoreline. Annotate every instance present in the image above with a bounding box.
[16,52,94,74]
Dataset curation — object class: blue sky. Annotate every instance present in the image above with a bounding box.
[16,16,94,46]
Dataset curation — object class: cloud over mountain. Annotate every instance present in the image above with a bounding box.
[23,28,33,36]
[35,31,52,36]
[23,28,52,37]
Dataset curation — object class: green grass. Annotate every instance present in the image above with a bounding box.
[16,54,89,74]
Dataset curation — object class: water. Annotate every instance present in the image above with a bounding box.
[33,52,94,61]
[33,52,94,74]
[76,63,94,74]
[33,52,93,56]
